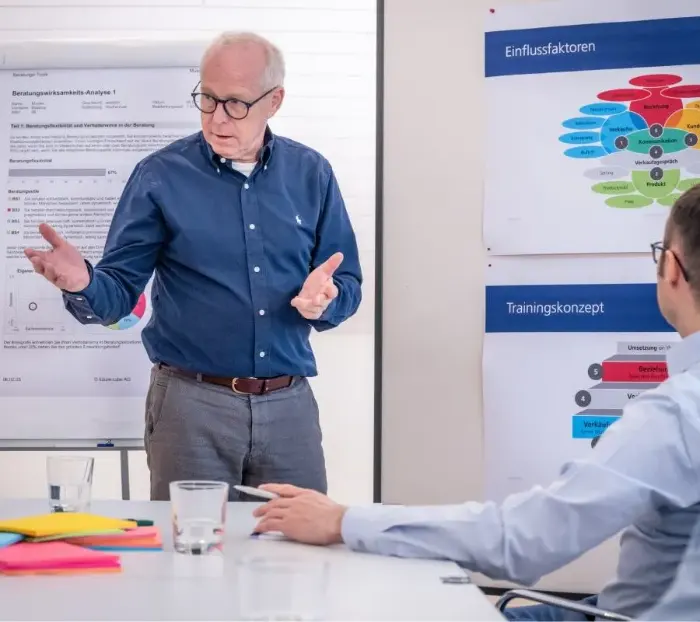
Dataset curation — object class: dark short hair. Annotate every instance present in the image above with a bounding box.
[665,184,700,291]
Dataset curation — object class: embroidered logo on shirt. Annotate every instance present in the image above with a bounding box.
[295,215,302,225]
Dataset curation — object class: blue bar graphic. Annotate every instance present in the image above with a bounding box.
[485,16,700,77]
[485,283,675,333]
[572,414,620,439]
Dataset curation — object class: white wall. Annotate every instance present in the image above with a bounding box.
[381,0,619,594]
[0,0,621,595]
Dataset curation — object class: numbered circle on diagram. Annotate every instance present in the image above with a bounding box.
[650,124,664,138]
[686,133,699,147]
[614,135,629,150]
[649,145,663,159]
[650,167,664,181]
[587,363,603,380]
[575,390,592,407]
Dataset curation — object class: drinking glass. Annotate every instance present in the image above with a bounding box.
[169,480,228,554]
[46,455,94,513]
[236,556,329,621]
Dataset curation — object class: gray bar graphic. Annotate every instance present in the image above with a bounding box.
[603,354,666,362]
[616,341,674,355]
[576,382,660,410]
[8,168,106,177]
[575,408,623,417]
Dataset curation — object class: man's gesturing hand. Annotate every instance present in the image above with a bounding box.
[252,484,347,546]
[291,252,343,320]
[24,223,90,293]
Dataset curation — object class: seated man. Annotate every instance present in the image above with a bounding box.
[638,516,700,621]
[252,185,700,621]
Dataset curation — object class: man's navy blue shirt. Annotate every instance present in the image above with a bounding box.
[62,129,362,378]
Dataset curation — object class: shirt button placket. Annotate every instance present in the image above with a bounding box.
[242,178,271,377]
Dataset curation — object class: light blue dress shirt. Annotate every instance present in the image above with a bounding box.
[639,516,700,620]
[342,331,700,618]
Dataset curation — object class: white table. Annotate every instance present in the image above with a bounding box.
[0,499,502,621]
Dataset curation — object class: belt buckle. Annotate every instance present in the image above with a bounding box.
[231,377,244,394]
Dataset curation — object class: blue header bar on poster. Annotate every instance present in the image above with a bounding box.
[485,283,674,333]
[485,17,700,77]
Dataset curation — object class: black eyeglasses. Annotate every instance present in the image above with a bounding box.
[651,241,690,281]
[190,81,278,120]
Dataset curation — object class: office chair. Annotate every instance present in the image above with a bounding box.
[495,589,631,621]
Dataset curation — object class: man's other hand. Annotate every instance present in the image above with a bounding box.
[252,483,347,545]
[291,252,343,320]
[24,223,90,292]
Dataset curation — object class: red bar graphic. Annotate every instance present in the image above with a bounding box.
[602,360,668,382]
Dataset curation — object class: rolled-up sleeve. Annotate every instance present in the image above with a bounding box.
[342,389,700,585]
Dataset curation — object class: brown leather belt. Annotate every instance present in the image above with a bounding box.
[159,363,293,395]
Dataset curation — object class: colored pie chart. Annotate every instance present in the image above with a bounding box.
[108,294,147,331]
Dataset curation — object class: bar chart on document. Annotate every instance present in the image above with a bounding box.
[0,66,201,399]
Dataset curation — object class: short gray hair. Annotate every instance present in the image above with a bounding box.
[201,31,285,91]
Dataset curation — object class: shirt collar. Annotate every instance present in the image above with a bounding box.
[200,126,275,170]
[666,330,700,375]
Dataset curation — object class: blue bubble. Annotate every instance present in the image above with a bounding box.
[579,102,627,116]
[564,145,609,159]
[562,116,605,130]
[559,131,600,145]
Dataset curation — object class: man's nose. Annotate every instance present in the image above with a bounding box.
[212,102,230,124]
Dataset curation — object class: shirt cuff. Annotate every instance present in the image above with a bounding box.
[61,261,101,322]
[318,291,338,322]
[62,260,98,300]
[340,505,383,552]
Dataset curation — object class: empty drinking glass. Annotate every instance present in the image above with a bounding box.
[236,556,330,621]
[46,455,94,512]
[170,480,229,554]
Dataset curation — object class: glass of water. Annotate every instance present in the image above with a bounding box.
[169,480,228,555]
[236,556,330,620]
[46,455,94,513]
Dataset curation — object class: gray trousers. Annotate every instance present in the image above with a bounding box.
[143,364,327,501]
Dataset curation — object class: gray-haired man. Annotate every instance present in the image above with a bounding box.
[25,32,363,499]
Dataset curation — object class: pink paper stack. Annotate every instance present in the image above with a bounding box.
[0,541,121,575]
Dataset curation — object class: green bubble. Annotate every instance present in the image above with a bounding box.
[631,169,681,198]
[605,195,654,208]
[625,128,688,154]
[591,181,635,195]
[676,178,700,192]
[657,194,683,206]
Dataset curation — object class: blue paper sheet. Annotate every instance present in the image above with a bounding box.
[0,532,23,548]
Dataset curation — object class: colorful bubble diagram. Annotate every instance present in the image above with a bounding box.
[560,73,700,208]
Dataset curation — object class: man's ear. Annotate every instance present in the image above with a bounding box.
[269,87,285,116]
[664,249,682,285]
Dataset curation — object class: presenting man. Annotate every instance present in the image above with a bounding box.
[24,31,362,500]
[253,186,700,620]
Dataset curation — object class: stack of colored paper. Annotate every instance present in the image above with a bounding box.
[0,513,143,575]
[0,541,121,575]
[64,526,162,551]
